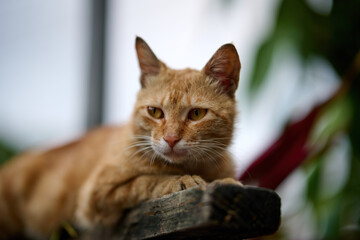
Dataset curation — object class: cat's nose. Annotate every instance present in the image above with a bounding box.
[163,136,181,148]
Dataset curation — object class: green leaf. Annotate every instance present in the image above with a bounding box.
[248,38,276,94]
[305,160,322,204]
[322,197,341,239]
[0,140,16,165]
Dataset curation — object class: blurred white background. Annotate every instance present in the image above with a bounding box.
[0,0,89,149]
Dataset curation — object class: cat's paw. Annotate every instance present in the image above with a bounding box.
[211,178,243,187]
[168,175,206,193]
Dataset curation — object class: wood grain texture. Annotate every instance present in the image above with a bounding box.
[84,184,281,240]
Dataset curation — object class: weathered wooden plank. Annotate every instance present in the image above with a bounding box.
[84,184,281,240]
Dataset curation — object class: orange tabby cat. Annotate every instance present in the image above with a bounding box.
[0,37,241,239]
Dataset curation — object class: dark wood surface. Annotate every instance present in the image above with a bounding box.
[84,184,281,240]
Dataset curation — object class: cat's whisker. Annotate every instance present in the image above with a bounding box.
[126,138,164,164]
[206,146,227,153]
[189,146,210,162]
[187,140,229,148]
[188,148,202,168]
[189,144,227,170]
[123,139,153,152]
[149,152,156,165]
[190,151,199,168]
[125,143,151,150]
[195,149,215,164]
[149,151,162,166]
[196,137,231,142]
[116,143,149,158]
[193,137,231,142]
[132,146,156,164]
[200,145,227,161]
[125,140,149,146]
[138,149,154,163]
[193,151,222,171]
[194,146,224,170]
[130,135,152,140]
[128,146,153,159]
[188,142,227,152]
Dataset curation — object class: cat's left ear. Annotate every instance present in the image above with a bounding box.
[135,37,161,87]
[203,43,241,98]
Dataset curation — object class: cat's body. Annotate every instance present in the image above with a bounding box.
[0,37,241,239]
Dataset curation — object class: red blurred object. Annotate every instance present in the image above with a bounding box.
[238,105,322,189]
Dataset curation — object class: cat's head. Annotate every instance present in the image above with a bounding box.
[131,37,240,166]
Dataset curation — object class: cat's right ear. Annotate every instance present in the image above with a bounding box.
[135,37,161,87]
[203,43,241,98]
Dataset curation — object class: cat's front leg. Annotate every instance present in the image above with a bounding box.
[75,174,206,229]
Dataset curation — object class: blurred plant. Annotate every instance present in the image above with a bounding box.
[239,0,360,239]
[0,140,16,165]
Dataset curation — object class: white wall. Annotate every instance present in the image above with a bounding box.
[0,0,89,149]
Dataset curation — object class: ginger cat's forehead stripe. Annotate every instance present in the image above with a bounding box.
[160,91,187,109]
[169,90,181,105]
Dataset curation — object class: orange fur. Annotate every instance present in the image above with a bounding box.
[0,37,241,239]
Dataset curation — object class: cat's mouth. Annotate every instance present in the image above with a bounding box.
[150,138,191,163]
[155,146,189,163]
[163,149,188,158]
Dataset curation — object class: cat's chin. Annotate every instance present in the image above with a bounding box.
[161,151,188,164]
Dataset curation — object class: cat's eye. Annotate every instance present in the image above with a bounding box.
[147,107,164,119]
[188,108,207,121]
